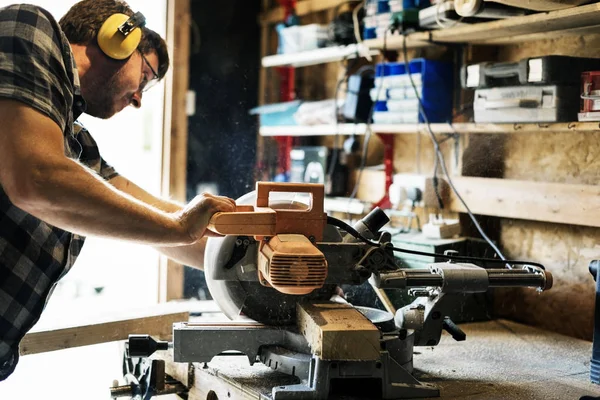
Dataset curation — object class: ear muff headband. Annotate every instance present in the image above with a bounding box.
[97,11,146,60]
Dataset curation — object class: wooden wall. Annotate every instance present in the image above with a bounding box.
[487,37,600,340]
[339,36,600,341]
[390,35,600,341]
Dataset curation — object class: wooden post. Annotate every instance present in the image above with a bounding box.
[255,0,271,181]
[159,0,191,302]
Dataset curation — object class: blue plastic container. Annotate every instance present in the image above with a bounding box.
[377,0,391,13]
[402,0,430,9]
[363,27,377,39]
[388,62,405,76]
[375,101,388,112]
[374,58,454,123]
[375,63,391,77]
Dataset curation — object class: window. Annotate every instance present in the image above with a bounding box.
[0,1,169,398]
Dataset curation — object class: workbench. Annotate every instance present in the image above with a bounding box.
[162,318,599,400]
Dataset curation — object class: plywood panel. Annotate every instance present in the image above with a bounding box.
[488,35,600,340]
[503,132,600,185]
[392,134,457,177]
[494,220,599,340]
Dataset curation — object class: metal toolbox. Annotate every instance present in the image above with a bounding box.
[473,85,580,123]
[462,55,600,89]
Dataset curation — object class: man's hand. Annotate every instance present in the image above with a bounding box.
[174,193,236,242]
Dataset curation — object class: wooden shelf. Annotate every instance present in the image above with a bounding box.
[364,2,600,50]
[363,32,434,50]
[260,124,370,136]
[259,122,600,136]
[262,44,379,68]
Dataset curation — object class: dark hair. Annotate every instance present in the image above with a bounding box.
[59,0,169,80]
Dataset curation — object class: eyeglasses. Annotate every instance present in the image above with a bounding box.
[139,51,160,93]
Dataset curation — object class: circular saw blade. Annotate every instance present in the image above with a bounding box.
[204,189,337,326]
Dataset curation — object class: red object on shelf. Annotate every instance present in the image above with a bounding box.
[275,66,296,174]
[276,0,297,19]
[372,133,394,210]
[581,71,600,112]
[270,0,298,177]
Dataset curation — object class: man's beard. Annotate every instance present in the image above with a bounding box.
[80,65,124,119]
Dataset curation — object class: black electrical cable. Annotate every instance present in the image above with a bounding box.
[432,161,444,209]
[399,31,510,267]
[326,215,546,270]
[329,1,364,46]
[327,56,360,181]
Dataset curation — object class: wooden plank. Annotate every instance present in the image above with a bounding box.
[447,177,600,228]
[161,0,190,209]
[486,0,589,11]
[352,171,600,228]
[258,4,269,105]
[352,168,387,204]
[21,310,189,356]
[160,0,191,302]
[256,0,270,182]
[362,3,600,50]
[480,24,600,45]
[296,302,381,361]
[260,122,600,137]
[432,2,600,44]
[259,0,349,25]
[363,32,435,50]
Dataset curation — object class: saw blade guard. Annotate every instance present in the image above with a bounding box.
[204,189,337,325]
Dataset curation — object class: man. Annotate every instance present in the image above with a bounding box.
[0,0,236,380]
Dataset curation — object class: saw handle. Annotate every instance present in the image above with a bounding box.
[256,181,324,212]
[207,182,327,240]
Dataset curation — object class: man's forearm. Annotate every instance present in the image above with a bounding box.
[140,192,210,269]
[156,237,208,270]
[108,175,212,269]
[11,158,190,246]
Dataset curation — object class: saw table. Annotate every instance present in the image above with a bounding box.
[108,183,592,400]
[155,317,598,400]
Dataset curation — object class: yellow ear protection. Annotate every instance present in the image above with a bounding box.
[97,11,146,60]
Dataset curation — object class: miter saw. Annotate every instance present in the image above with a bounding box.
[112,182,553,400]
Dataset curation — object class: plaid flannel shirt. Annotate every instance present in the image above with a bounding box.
[0,4,118,380]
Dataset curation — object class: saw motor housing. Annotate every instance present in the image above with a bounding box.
[209,182,329,296]
[258,234,328,295]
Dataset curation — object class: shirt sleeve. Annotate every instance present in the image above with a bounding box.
[99,157,119,181]
[0,5,73,132]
